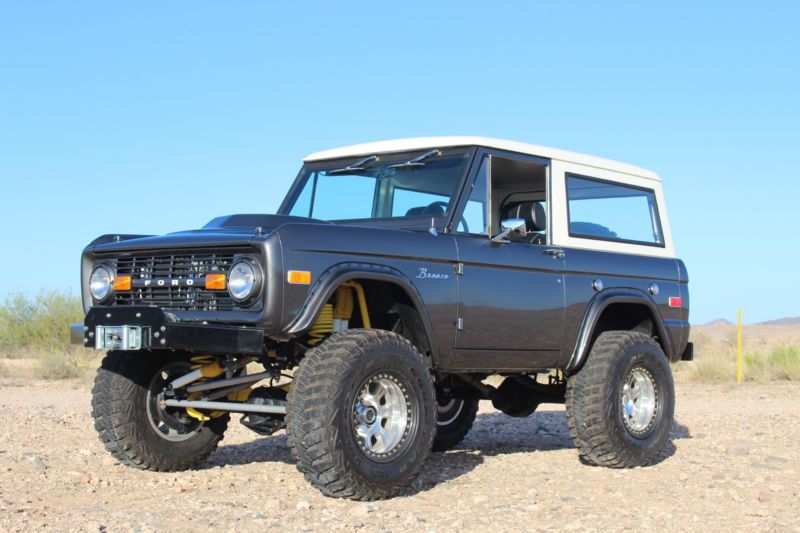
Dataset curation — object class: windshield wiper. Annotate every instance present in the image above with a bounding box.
[388,149,441,170]
[326,155,379,175]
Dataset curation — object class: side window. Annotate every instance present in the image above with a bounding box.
[456,156,488,234]
[566,175,664,246]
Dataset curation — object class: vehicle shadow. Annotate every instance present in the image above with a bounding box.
[204,410,693,490]
[451,410,691,462]
[205,434,294,468]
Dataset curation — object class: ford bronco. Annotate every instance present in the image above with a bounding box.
[72,137,691,500]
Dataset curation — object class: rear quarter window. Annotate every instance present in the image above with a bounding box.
[566,174,664,247]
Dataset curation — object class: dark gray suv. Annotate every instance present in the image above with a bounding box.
[73,137,691,500]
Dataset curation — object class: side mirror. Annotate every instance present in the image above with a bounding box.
[491,218,527,243]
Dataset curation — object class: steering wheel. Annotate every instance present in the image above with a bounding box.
[424,201,469,233]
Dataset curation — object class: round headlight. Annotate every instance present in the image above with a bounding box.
[228,260,261,302]
[90,265,114,302]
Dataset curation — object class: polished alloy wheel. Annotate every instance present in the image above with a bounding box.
[352,373,413,461]
[146,361,203,442]
[620,366,658,436]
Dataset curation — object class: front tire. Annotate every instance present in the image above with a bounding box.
[91,351,228,471]
[286,329,436,500]
[565,331,674,468]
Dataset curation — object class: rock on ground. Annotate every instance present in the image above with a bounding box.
[0,379,798,532]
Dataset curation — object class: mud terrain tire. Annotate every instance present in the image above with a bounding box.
[91,351,228,471]
[566,331,674,468]
[287,329,436,500]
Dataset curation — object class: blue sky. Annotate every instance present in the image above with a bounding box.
[1,2,798,324]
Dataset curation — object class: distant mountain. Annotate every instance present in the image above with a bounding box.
[757,317,800,326]
[702,319,734,326]
[697,316,800,327]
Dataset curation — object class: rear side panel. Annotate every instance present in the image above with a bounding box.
[561,248,688,364]
[549,159,689,365]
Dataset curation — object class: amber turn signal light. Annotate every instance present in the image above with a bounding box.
[205,273,227,290]
[113,275,131,291]
[287,270,312,285]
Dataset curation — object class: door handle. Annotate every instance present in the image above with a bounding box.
[543,248,565,259]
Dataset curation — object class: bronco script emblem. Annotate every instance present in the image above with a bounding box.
[416,268,449,280]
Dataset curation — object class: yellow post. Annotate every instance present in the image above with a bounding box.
[737,308,743,384]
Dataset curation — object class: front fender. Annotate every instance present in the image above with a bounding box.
[566,287,673,373]
[285,262,439,363]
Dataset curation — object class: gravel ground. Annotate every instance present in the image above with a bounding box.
[1,379,798,532]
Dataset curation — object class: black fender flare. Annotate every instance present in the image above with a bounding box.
[566,287,672,373]
[286,262,439,363]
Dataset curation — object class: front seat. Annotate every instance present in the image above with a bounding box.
[406,203,446,217]
[502,201,547,244]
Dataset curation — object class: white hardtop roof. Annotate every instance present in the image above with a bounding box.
[304,136,660,181]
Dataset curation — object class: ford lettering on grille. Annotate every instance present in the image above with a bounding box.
[132,278,202,288]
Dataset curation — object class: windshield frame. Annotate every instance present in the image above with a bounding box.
[278,147,477,229]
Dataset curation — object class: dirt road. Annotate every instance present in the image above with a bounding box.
[1,379,798,532]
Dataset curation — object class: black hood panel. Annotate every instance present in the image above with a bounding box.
[203,214,329,232]
[91,214,329,253]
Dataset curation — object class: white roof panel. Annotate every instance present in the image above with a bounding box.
[304,136,660,181]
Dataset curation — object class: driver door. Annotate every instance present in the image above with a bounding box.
[446,151,566,371]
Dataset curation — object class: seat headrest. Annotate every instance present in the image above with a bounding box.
[406,204,445,217]
[503,201,546,232]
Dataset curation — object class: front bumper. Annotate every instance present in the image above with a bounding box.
[71,306,265,354]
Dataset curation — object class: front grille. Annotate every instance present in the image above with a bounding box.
[112,250,237,311]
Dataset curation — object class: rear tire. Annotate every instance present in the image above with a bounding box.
[91,351,228,471]
[565,331,674,468]
[432,398,479,452]
[286,329,436,500]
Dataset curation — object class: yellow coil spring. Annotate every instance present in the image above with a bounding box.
[334,285,354,320]
[308,303,334,345]
[190,355,215,368]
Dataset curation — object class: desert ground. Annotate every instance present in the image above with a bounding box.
[1,378,798,532]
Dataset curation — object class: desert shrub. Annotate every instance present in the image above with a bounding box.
[680,341,800,383]
[767,346,800,381]
[690,346,737,382]
[36,348,99,380]
[0,291,84,357]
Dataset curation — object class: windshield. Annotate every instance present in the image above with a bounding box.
[283,148,471,221]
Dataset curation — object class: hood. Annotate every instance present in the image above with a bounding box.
[201,214,329,232]
[90,214,331,253]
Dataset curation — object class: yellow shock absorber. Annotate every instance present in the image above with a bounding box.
[308,303,334,345]
[342,281,371,329]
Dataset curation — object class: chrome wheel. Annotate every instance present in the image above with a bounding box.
[621,366,658,436]
[352,373,413,461]
[146,361,203,442]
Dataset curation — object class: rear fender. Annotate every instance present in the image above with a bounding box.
[566,288,673,373]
